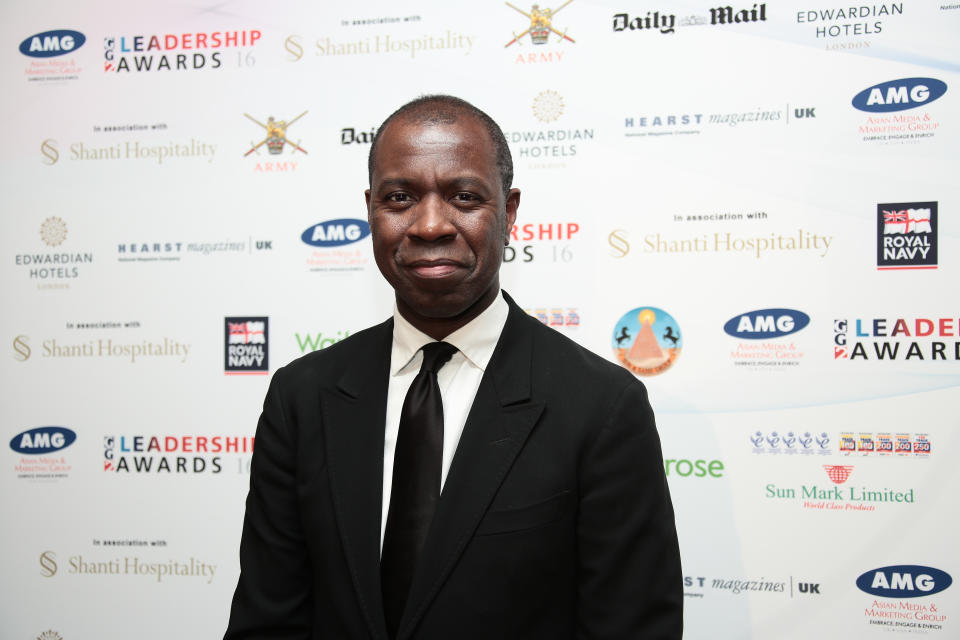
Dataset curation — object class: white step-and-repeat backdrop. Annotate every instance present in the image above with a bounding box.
[2,1,958,638]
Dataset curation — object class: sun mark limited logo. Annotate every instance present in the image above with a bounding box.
[877,202,937,270]
[40,217,68,246]
[612,307,682,376]
[40,551,58,577]
[824,464,853,484]
[225,317,268,374]
[532,90,564,122]
[505,2,576,47]
[36,631,63,640]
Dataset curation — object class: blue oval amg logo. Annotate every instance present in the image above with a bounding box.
[9,427,77,454]
[19,30,86,58]
[723,309,810,339]
[301,219,371,247]
[852,78,947,113]
[856,566,952,598]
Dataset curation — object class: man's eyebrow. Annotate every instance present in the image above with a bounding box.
[446,177,491,191]
[375,176,493,192]
[376,178,415,190]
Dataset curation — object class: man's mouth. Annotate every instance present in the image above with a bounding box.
[405,259,463,278]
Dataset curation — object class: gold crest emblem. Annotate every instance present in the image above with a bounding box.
[244,111,308,156]
[505,2,576,47]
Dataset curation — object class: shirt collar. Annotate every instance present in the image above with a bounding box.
[391,290,509,376]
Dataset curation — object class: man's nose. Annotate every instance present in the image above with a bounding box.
[408,194,456,240]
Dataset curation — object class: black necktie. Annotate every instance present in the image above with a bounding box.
[381,341,458,638]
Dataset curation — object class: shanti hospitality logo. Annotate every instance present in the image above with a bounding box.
[39,548,218,584]
[244,111,308,173]
[877,201,937,270]
[611,307,682,376]
[224,317,268,374]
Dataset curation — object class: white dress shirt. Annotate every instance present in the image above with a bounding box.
[380,291,509,551]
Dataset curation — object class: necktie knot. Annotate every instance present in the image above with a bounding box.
[419,341,458,374]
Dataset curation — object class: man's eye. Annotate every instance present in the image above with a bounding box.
[386,193,411,203]
[453,192,478,202]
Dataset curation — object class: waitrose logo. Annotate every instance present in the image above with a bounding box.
[294,330,351,353]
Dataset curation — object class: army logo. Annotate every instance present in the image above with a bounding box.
[244,111,308,156]
[612,307,682,376]
[532,90,564,122]
[505,2,576,47]
[40,217,68,247]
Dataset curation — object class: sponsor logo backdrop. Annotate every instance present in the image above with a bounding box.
[1,1,957,638]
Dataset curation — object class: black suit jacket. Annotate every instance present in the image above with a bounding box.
[225,294,682,639]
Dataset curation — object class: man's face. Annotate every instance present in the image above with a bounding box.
[366,115,520,329]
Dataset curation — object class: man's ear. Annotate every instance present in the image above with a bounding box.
[365,189,372,224]
[504,188,520,243]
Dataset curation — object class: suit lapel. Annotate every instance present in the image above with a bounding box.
[397,298,545,640]
[321,319,393,640]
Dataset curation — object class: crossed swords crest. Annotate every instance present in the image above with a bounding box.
[505,1,576,47]
[244,111,308,156]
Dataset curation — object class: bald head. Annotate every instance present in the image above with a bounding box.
[368,95,514,197]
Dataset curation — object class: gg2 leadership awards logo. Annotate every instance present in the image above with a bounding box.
[877,201,937,270]
[611,307,682,376]
[224,317,268,374]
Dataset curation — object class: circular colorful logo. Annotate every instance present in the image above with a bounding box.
[611,307,682,376]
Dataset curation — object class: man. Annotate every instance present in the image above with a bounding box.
[225,95,682,639]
